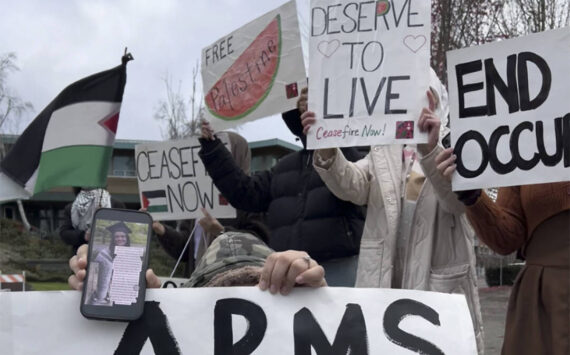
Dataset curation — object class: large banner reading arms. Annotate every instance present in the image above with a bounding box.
[0,287,477,354]
[307,0,432,149]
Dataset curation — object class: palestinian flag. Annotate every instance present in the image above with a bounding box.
[141,190,168,213]
[0,56,130,196]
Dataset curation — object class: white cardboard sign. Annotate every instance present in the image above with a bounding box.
[307,0,431,149]
[201,0,307,131]
[0,287,477,354]
[447,27,570,190]
[135,135,236,221]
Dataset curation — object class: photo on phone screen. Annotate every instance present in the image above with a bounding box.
[81,209,151,321]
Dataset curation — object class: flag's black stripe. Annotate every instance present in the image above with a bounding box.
[0,63,127,186]
[143,190,166,198]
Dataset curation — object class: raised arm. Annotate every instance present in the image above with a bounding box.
[199,136,273,212]
[417,89,465,214]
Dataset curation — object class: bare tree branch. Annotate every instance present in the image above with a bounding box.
[0,52,34,159]
[154,61,204,140]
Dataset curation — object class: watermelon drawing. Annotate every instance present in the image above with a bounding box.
[376,0,390,16]
[205,15,282,121]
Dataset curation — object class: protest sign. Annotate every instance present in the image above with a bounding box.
[201,0,307,131]
[0,287,477,354]
[447,27,570,190]
[135,134,235,220]
[307,0,431,149]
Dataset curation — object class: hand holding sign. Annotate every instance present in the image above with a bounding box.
[200,119,215,141]
[259,250,326,296]
[198,207,224,236]
[297,87,308,114]
[417,89,441,156]
[435,147,457,180]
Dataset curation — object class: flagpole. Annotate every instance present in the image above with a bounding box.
[168,221,198,279]
[16,200,31,231]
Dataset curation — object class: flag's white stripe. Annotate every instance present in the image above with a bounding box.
[42,101,121,152]
[24,169,38,195]
[0,173,31,202]
[148,197,167,206]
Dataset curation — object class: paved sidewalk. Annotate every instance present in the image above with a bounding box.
[479,285,512,354]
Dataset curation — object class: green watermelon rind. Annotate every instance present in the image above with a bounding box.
[206,14,282,121]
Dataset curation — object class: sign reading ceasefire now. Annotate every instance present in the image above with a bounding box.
[447,27,570,190]
[307,0,431,149]
[135,134,235,221]
[0,287,477,354]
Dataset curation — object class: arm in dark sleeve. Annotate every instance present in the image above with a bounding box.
[59,204,86,250]
[156,220,195,262]
[199,137,273,212]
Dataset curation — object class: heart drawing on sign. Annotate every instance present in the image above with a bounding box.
[376,0,390,16]
[317,40,341,58]
[403,35,427,53]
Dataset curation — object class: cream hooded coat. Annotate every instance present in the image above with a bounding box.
[313,70,484,352]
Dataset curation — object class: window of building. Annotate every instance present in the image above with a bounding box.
[251,155,278,173]
[3,206,15,219]
[112,153,136,177]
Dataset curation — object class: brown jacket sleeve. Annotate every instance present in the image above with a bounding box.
[466,186,527,255]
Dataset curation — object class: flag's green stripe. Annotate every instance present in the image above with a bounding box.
[34,145,113,194]
[147,205,168,213]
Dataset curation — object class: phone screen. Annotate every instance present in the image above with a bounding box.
[81,208,152,321]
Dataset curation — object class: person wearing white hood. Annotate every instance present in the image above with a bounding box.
[301,69,484,353]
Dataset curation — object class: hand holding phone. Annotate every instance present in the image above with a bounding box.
[80,208,152,321]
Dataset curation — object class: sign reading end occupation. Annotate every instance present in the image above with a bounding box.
[307,0,431,149]
[201,0,306,132]
[447,27,570,191]
[135,135,235,221]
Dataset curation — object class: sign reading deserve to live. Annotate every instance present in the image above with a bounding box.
[0,287,477,354]
[201,0,306,131]
[307,0,431,149]
[135,135,235,221]
[447,27,570,190]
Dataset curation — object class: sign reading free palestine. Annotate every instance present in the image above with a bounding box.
[307,0,431,149]
[201,0,307,132]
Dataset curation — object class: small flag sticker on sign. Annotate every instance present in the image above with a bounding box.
[218,194,228,206]
[285,83,298,99]
[142,190,168,213]
[395,121,414,139]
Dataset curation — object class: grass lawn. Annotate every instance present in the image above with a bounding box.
[28,281,71,291]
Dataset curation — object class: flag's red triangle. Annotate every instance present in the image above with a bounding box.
[142,194,149,209]
[99,112,120,134]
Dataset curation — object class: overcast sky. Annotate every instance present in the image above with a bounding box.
[1,0,310,145]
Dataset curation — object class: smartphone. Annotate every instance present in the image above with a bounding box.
[80,208,152,321]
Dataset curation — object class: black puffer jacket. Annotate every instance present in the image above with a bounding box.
[199,109,365,261]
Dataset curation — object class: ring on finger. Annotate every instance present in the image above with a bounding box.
[302,255,311,269]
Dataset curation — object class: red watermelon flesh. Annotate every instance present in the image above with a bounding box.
[376,1,390,16]
[206,15,282,121]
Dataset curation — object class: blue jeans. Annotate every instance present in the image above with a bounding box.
[320,255,359,287]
